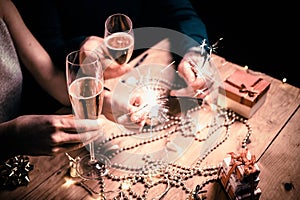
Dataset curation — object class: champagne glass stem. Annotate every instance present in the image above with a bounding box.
[89,142,96,162]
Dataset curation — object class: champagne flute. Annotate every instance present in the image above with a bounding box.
[103,13,134,65]
[66,49,110,179]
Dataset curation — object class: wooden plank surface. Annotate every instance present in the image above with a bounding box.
[0,154,69,200]
[208,55,300,200]
[257,105,300,200]
[212,55,300,158]
[1,40,299,200]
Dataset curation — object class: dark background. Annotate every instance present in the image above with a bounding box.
[190,1,299,88]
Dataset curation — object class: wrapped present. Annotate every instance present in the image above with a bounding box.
[218,69,271,118]
[219,149,261,199]
[222,179,262,200]
[220,175,262,200]
[219,169,260,196]
[221,149,260,181]
[222,156,233,175]
[227,149,260,182]
[236,163,260,182]
[236,187,262,200]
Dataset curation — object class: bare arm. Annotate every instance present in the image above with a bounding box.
[0,0,70,106]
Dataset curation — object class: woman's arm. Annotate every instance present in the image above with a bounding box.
[1,0,70,106]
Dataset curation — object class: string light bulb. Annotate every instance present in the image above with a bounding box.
[282,77,287,83]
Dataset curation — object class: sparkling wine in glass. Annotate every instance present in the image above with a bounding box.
[103,13,134,65]
[66,49,110,179]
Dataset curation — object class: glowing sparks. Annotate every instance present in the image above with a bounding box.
[161,60,175,72]
[199,39,207,55]
[121,180,132,190]
[194,89,206,97]
[62,177,76,188]
[135,83,169,128]
[208,37,223,55]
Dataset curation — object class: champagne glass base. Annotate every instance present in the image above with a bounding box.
[76,154,111,180]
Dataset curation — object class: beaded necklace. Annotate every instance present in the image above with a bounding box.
[68,50,252,199]
[68,104,252,200]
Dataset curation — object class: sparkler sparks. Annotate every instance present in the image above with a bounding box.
[119,62,179,132]
[133,81,170,129]
[161,60,175,72]
[208,37,223,55]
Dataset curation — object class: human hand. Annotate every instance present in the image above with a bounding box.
[102,89,147,127]
[101,86,148,131]
[127,94,148,127]
[80,36,132,79]
[170,51,213,99]
[8,114,104,157]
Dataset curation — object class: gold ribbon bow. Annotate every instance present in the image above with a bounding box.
[223,148,257,187]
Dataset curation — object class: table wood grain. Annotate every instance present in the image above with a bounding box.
[1,39,299,200]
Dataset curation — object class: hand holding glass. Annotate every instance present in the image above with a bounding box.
[66,49,110,179]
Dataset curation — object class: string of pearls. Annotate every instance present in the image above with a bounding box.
[84,104,253,200]
[70,74,253,199]
[93,39,239,199]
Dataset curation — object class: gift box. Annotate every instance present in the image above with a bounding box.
[228,150,260,182]
[219,149,261,199]
[218,69,271,118]
[236,163,260,182]
[236,187,262,200]
[222,150,260,181]
[219,169,260,196]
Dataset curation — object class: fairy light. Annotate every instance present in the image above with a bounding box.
[62,177,76,188]
[282,77,287,83]
[121,180,132,190]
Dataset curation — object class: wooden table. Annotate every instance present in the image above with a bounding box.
[1,39,299,200]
